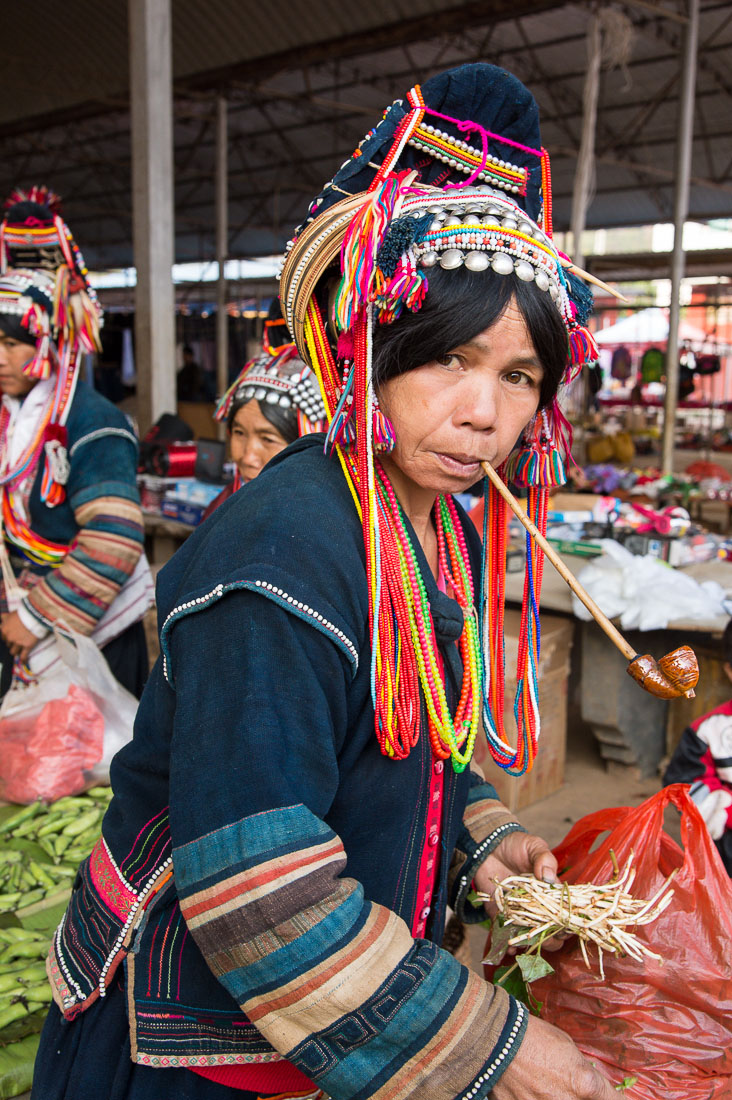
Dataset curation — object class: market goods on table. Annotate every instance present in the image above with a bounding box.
[0,787,111,1098]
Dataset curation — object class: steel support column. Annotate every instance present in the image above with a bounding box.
[215,95,228,439]
[129,0,176,435]
[569,12,601,269]
[662,0,699,475]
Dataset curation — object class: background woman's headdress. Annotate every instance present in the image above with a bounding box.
[0,189,103,510]
[215,304,326,435]
[1,187,101,317]
[216,345,326,435]
[280,64,599,776]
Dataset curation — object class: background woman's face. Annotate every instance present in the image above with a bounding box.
[378,297,544,497]
[0,333,37,397]
[229,399,288,481]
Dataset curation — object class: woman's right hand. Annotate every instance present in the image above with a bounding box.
[491,1014,618,1099]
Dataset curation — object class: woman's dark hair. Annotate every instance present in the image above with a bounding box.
[372,266,568,409]
[227,397,299,445]
[0,314,36,347]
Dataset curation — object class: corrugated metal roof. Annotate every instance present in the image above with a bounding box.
[0,0,493,128]
[0,0,729,268]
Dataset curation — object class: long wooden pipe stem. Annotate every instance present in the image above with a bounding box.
[480,461,635,659]
[480,460,699,700]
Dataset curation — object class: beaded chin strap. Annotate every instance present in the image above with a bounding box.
[281,87,598,775]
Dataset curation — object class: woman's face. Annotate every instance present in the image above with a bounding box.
[378,296,544,498]
[0,332,36,397]
[229,398,288,481]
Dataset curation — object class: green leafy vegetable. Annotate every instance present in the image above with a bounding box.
[516,952,554,983]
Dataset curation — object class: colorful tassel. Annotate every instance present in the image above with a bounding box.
[567,324,599,381]
[325,361,357,451]
[335,174,405,332]
[504,407,568,489]
[374,257,428,323]
[373,402,396,453]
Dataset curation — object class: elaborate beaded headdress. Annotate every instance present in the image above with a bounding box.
[280,64,598,775]
[0,187,101,324]
[215,346,327,435]
[215,305,326,436]
[0,186,102,378]
[0,189,102,518]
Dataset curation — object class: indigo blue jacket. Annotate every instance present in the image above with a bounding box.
[50,436,527,1099]
[21,382,140,558]
[4,381,144,638]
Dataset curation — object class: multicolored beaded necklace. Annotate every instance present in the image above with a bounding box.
[375,469,481,769]
[304,296,482,773]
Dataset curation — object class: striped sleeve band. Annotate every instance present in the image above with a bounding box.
[25,496,144,634]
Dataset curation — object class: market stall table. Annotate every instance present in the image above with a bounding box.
[505,554,732,776]
[143,510,196,564]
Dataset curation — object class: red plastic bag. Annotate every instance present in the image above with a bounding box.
[532,785,732,1099]
[0,629,138,802]
[0,683,104,803]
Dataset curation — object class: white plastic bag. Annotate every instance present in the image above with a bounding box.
[572,539,732,631]
[0,628,138,802]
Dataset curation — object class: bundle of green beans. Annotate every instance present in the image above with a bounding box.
[0,786,111,1047]
[0,787,111,921]
[0,928,52,1033]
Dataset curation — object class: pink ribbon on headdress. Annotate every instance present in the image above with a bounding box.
[420,105,544,190]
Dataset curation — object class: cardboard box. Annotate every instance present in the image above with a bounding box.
[473,610,573,812]
[160,498,206,526]
[171,478,226,507]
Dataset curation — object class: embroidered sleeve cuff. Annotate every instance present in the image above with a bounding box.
[459,991,528,1098]
[20,594,54,637]
[449,819,525,924]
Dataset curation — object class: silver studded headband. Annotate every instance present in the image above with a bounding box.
[0,268,56,319]
[215,346,326,426]
[381,186,569,317]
